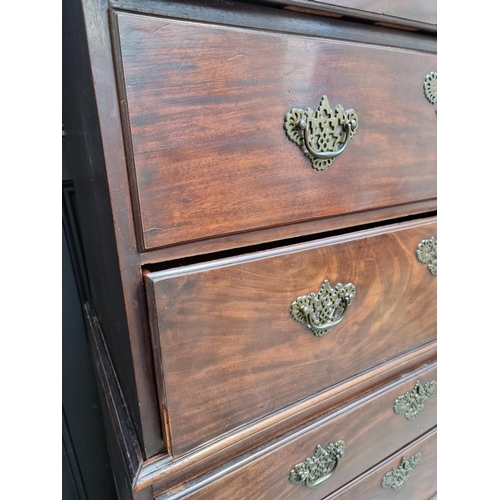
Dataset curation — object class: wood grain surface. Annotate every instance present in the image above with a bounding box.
[324,428,436,499]
[156,365,436,499]
[113,12,437,250]
[110,0,437,49]
[137,341,435,492]
[309,0,436,27]
[139,200,437,265]
[145,218,437,455]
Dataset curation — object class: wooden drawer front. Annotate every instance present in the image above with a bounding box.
[309,0,436,28]
[325,428,437,499]
[158,364,437,499]
[145,219,436,454]
[113,12,437,250]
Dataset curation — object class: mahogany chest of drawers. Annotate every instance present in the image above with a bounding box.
[63,0,437,498]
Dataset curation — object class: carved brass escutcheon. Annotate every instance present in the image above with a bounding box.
[289,440,345,488]
[393,380,437,420]
[284,95,358,171]
[381,453,422,491]
[416,237,437,276]
[290,279,356,337]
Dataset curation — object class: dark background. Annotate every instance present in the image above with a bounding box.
[63,134,118,500]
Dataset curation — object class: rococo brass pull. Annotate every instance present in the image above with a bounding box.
[381,452,422,491]
[423,71,437,105]
[393,380,437,420]
[284,95,358,171]
[290,279,356,337]
[416,237,437,276]
[423,71,437,114]
[289,440,345,488]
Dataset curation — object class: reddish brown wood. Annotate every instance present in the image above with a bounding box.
[112,12,437,251]
[155,365,436,499]
[139,199,437,265]
[325,428,437,499]
[145,218,437,454]
[309,0,436,27]
[64,0,437,497]
[110,0,437,51]
[284,5,344,19]
[136,341,436,492]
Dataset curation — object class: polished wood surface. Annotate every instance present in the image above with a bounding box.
[139,200,437,266]
[157,364,436,499]
[113,11,437,250]
[110,0,437,53]
[310,0,436,27]
[325,428,436,499]
[64,0,437,497]
[145,218,437,454]
[136,341,435,493]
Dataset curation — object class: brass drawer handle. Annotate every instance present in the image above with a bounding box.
[416,237,437,276]
[289,440,345,488]
[290,279,356,337]
[284,95,358,171]
[393,380,437,420]
[381,452,422,491]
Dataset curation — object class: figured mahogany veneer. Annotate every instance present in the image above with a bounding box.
[154,363,436,499]
[144,217,436,455]
[112,11,437,251]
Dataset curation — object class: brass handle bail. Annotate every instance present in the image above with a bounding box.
[290,279,356,337]
[284,95,358,171]
[296,115,356,160]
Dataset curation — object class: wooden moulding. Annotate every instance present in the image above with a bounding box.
[311,0,436,29]
[85,301,435,496]
[284,0,437,32]
[138,341,436,494]
[83,303,144,499]
[152,361,437,499]
[139,199,437,266]
[109,0,437,50]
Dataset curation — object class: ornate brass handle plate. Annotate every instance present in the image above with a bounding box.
[289,440,345,488]
[424,71,437,105]
[424,71,437,114]
[290,279,356,337]
[284,95,358,171]
[416,237,437,276]
[381,452,421,491]
[393,380,437,420]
